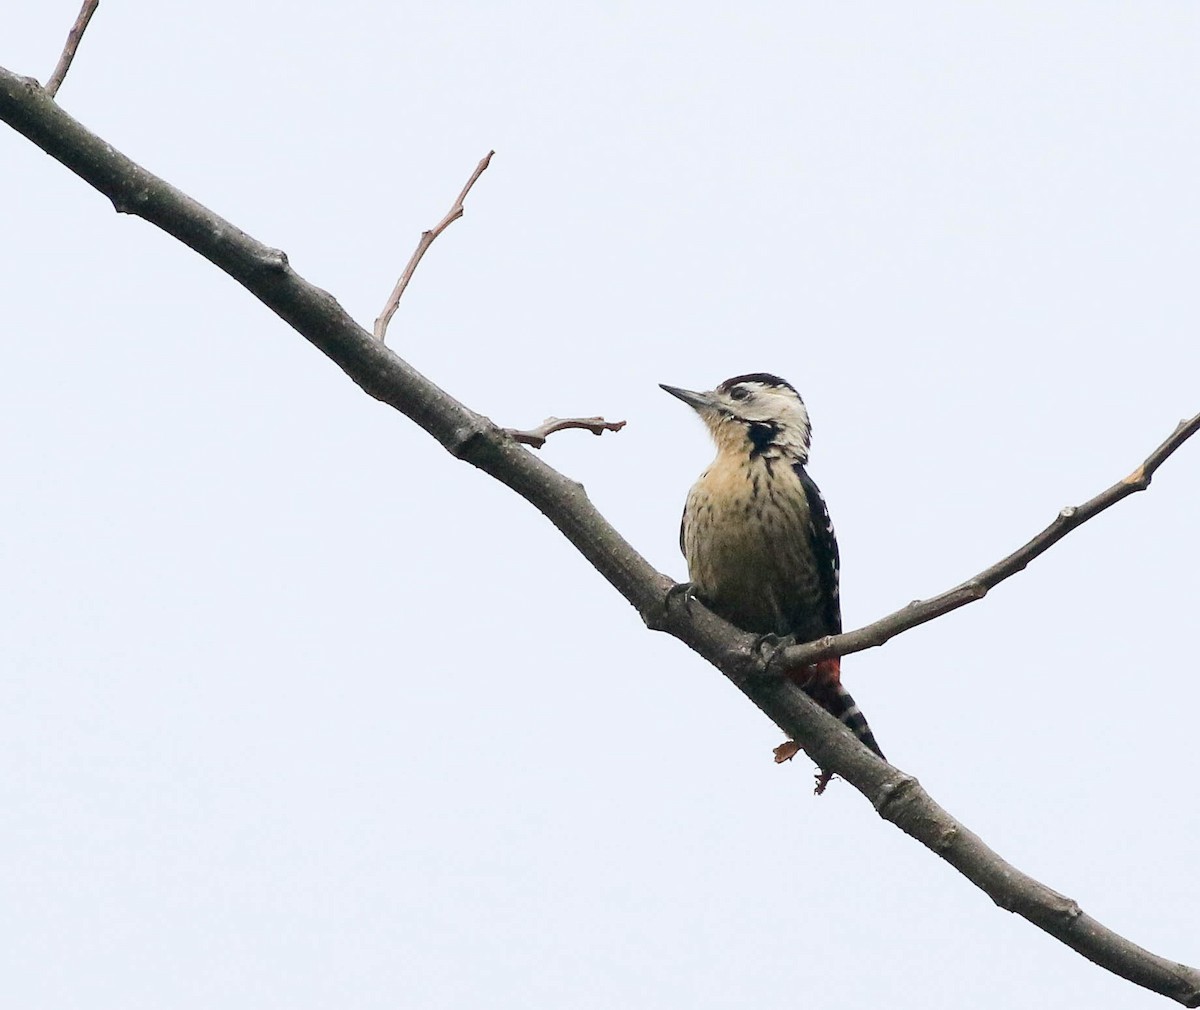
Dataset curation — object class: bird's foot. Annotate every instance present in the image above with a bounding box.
[752,632,796,675]
[650,581,698,630]
[666,580,697,612]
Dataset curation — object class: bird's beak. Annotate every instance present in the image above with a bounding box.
[660,384,716,410]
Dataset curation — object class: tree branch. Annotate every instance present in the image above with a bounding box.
[506,416,627,449]
[44,0,100,99]
[2,66,1197,1006]
[774,412,1200,672]
[373,150,493,343]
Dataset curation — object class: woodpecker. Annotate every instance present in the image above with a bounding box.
[661,373,885,792]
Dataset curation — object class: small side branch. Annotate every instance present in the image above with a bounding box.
[45,0,100,98]
[506,416,627,449]
[777,410,1200,671]
[373,150,494,344]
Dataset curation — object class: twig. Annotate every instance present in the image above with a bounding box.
[775,411,1200,672]
[372,150,493,343]
[2,71,1197,1005]
[506,416,627,449]
[45,0,100,99]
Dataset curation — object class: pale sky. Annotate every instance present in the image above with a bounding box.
[4,3,1199,1008]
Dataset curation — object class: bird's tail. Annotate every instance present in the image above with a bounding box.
[784,661,886,794]
[808,680,886,762]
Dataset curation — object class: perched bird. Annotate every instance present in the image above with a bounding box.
[661,373,885,792]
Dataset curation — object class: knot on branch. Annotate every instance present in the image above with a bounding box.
[872,772,919,821]
[1059,900,1085,931]
[254,247,289,274]
[446,423,493,462]
[934,823,960,854]
[1122,466,1149,490]
[111,188,150,215]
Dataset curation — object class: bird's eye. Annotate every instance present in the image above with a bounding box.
[729,386,749,401]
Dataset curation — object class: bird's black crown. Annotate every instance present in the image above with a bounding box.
[716,373,799,396]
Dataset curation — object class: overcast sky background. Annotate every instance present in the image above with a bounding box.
[4,3,1199,1008]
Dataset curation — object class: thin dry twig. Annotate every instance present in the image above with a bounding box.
[506,416,627,449]
[774,411,1200,672]
[45,0,100,98]
[2,72,1198,1006]
[373,150,494,343]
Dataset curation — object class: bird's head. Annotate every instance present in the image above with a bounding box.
[660,373,812,461]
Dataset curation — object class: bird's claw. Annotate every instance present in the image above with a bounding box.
[663,581,698,616]
[754,632,781,656]
[648,581,699,630]
[752,632,795,675]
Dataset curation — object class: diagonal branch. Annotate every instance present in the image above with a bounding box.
[775,413,1200,672]
[373,150,493,343]
[506,416,627,449]
[1,67,1197,1007]
[45,0,100,99]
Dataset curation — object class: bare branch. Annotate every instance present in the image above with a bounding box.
[372,150,493,343]
[506,416,627,449]
[2,68,1198,1005]
[737,674,1200,1009]
[45,0,100,99]
[775,411,1200,672]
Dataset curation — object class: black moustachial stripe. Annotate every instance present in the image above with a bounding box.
[747,421,779,457]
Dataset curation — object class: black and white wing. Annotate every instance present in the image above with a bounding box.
[794,463,842,636]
